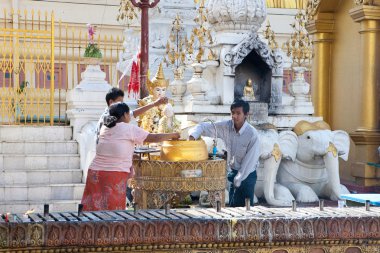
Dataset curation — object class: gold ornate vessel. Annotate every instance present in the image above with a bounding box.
[132,159,226,209]
[160,139,208,161]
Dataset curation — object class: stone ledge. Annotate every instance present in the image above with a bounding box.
[1,207,380,251]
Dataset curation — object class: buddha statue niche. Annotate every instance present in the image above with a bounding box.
[243,78,256,101]
[138,63,170,133]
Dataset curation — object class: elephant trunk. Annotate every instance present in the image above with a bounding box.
[323,148,342,201]
[263,156,293,206]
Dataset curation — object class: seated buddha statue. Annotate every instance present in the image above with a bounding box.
[243,78,256,101]
[138,63,170,133]
[158,103,180,133]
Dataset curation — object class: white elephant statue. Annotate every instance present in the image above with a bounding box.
[277,120,350,202]
[255,127,298,206]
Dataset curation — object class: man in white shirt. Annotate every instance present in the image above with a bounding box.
[189,99,260,207]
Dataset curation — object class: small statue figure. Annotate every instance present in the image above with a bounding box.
[243,78,256,101]
[158,103,180,133]
[138,63,170,133]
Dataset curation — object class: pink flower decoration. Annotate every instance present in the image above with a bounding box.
[87,23,96,44]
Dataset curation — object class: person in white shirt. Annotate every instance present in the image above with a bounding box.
[189,99,260,207]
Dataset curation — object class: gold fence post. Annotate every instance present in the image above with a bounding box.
[50,11,55,125]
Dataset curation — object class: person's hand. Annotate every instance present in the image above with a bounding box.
[153,97,168,106]
[130,166,135,178]
[188,136,195,141]
[172,132,180,140]
[233,174,242,188]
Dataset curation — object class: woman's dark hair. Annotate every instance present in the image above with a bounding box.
[103,102,130,128]
[230,99,250,114]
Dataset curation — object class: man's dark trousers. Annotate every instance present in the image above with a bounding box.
[228,170,257,207]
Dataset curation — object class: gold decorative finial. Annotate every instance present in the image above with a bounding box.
[264,21,278,50]
[117,0,139,26]
[283,9,313,68]
[165,14,187,78]
[148,62,168,94]
[186,0,214,63]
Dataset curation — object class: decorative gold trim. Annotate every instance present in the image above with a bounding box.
[354,0,375,6]
[327,142,338,157]
[272,143,282,162]
[293,120,331,136]
[1,242,380,253]
[350,4,380,22]
[350,131,380,145]
[306,0,322,19]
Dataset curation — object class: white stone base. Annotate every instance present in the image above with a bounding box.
[174,101,231,115]
[268,115,323,130]
[274,103,315,115]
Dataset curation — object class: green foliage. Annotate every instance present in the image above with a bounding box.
[84,43,102,58]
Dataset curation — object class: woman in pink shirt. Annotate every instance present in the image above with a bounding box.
[81,102,180,211]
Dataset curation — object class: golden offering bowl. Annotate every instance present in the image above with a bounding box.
[160,139,209,161]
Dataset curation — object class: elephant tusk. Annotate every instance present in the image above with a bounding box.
[271,143,282,162]
[326,142,338,158]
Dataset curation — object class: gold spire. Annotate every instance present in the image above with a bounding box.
[148,63,169,94]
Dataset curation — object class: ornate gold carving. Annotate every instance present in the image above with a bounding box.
[0,226,8,247]
[263,21,279,50]
[354,0,375,6]
[63,226,76,245]
[327,142,338,157]
[113,225,125,244]
[165,14,187,74]
[272,143,282,162]
[283,9,313,67]
[117,0,139,26]
[266,0,309,9]
[306,0,322,19]
[29,225,43,246]
[187,0,215,63]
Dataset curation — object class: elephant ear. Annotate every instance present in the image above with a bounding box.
[258,129,279,160]
[278,131,298,161]
[332,130,350,161]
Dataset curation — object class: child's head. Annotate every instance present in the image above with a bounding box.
[103,102,130,128]
[105,88,124,106]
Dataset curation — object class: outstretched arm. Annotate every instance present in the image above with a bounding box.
[132,97,168,118]
[144,132,180,143]
[188,121,229,140]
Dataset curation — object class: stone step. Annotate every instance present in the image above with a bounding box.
[0,125,73,141]
[0,154,80,170]
[1,183,85,202]
[0,200,83,214]
[0,141,78,154]
[1,169,83,185]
